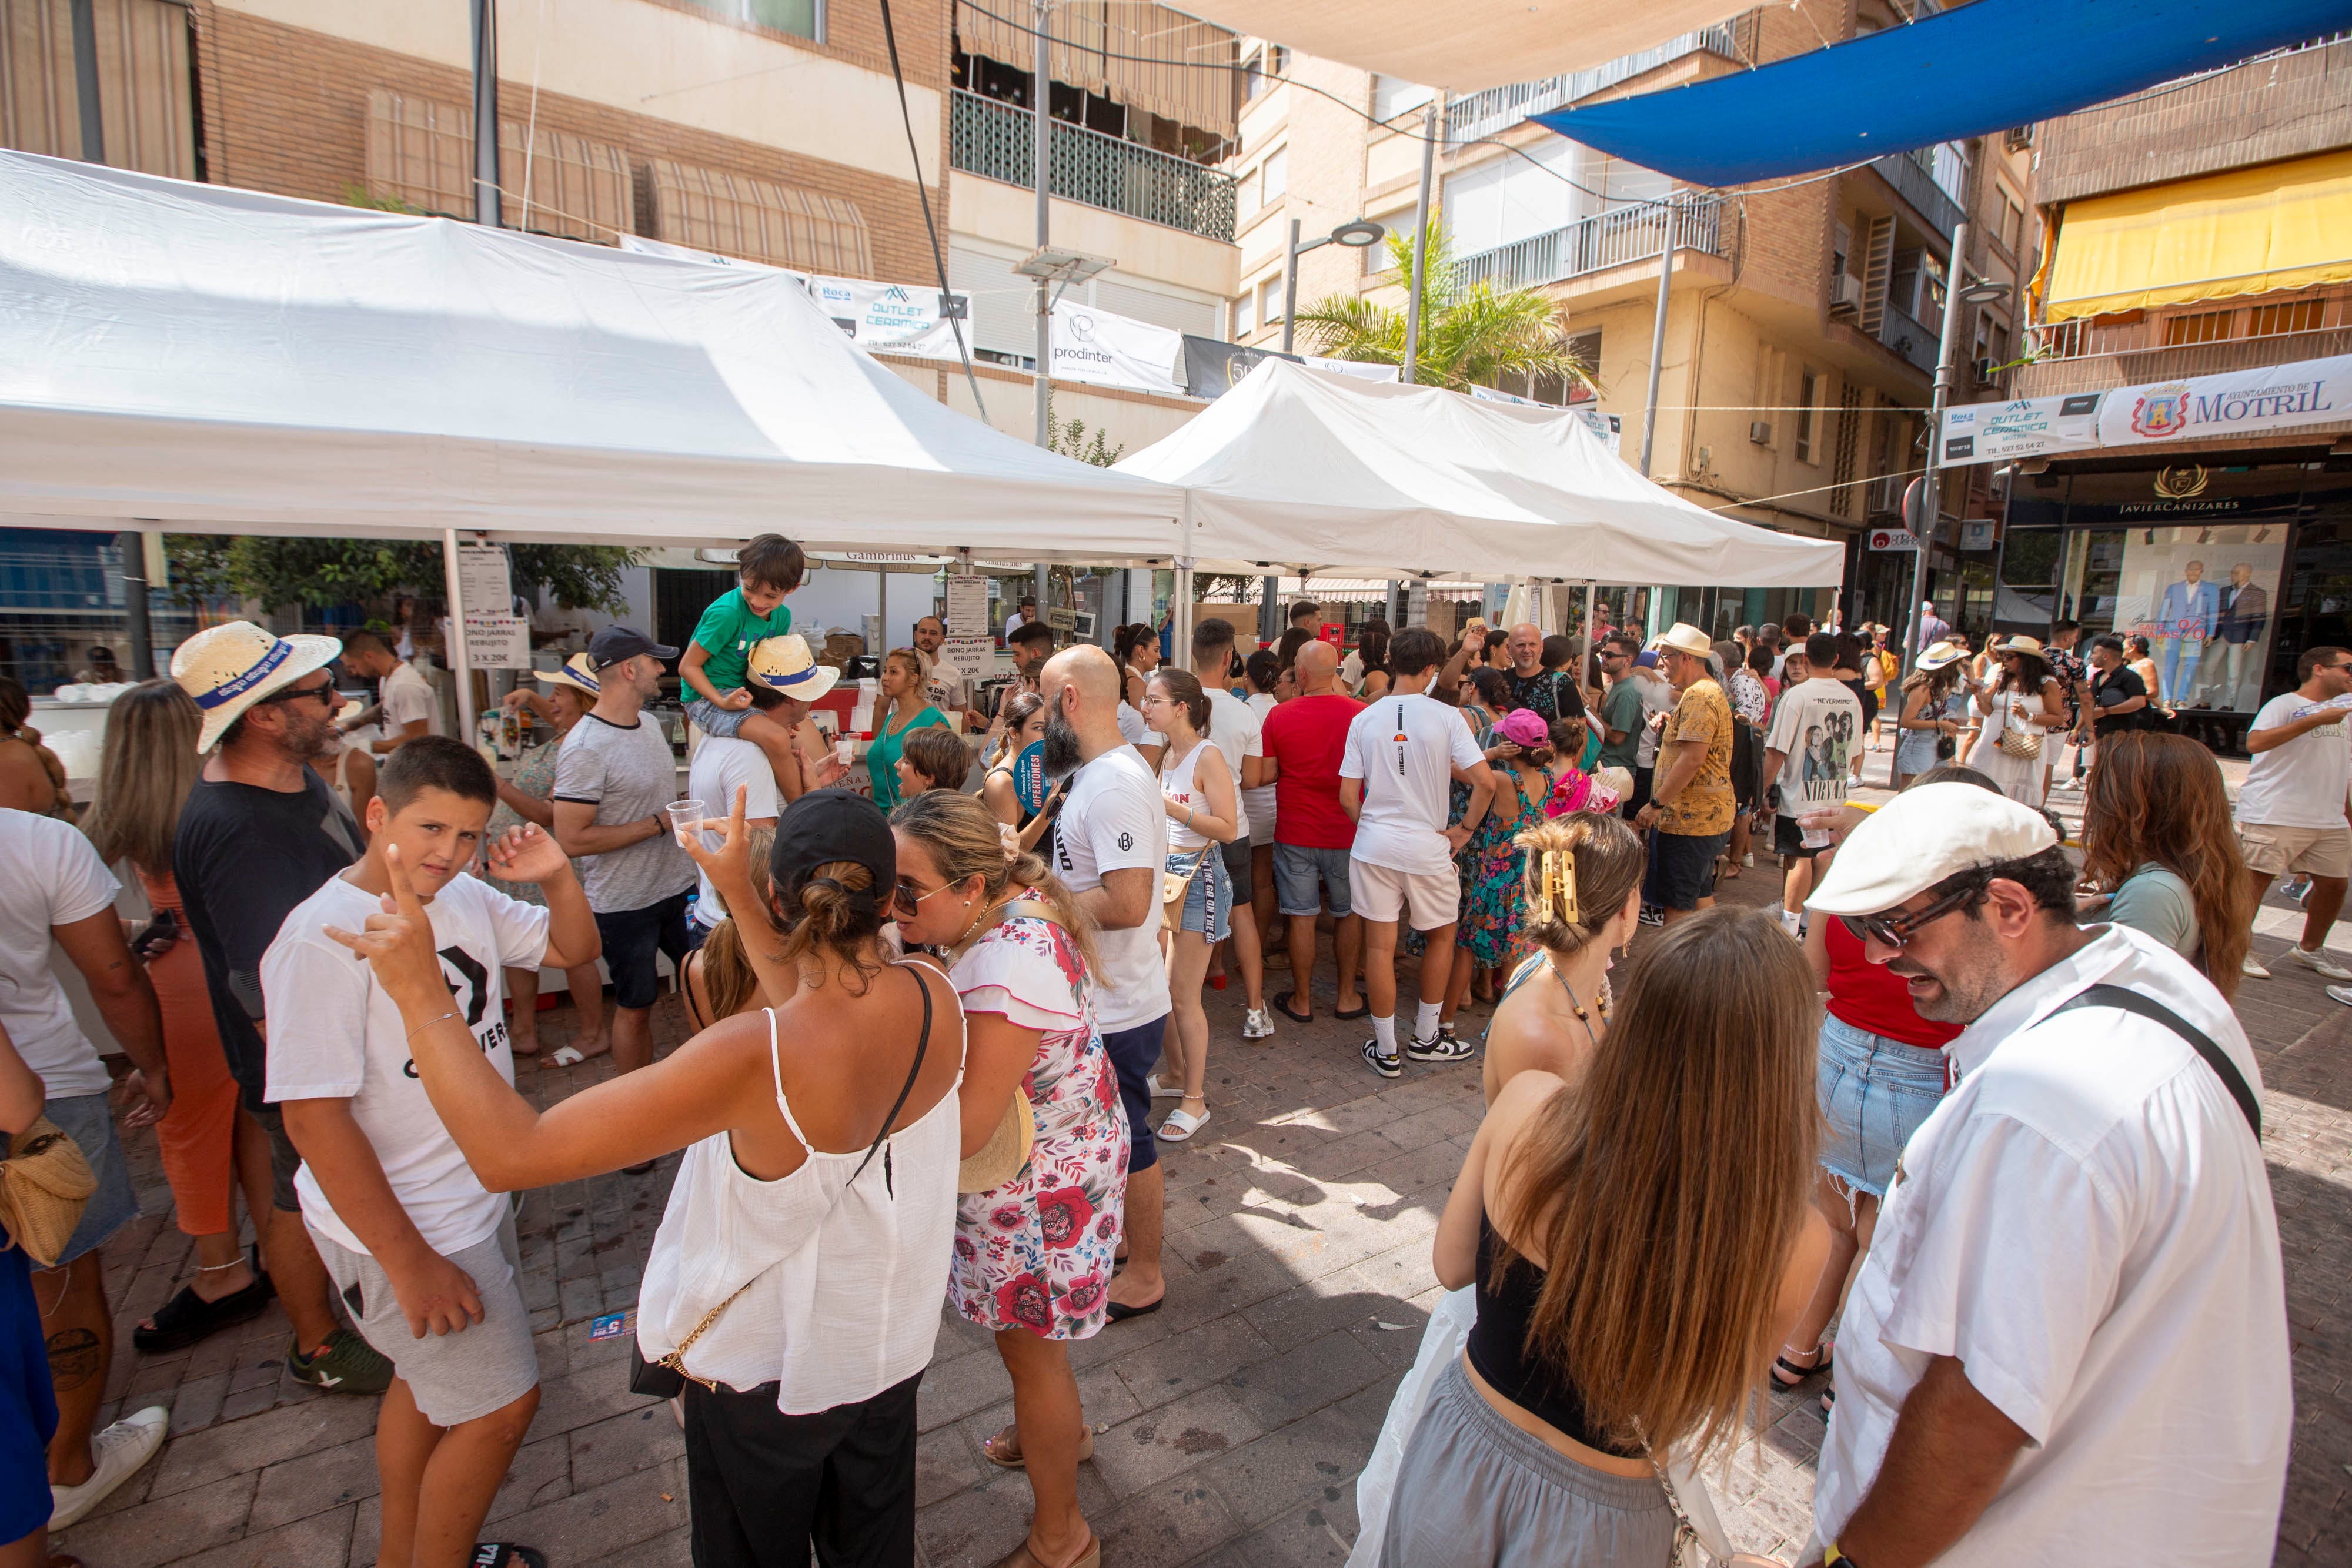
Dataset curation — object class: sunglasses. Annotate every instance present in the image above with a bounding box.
[892,877,957,915]
[1838,884,1976,950]
[258,678,338,709]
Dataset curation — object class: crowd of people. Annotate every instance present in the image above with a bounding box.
[0,551,2313,1568]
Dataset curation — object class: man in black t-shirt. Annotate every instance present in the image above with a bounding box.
[2084,634,2155,740]
[170,622,390,1395]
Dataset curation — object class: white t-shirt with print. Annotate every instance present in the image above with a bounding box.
[686,736,780,928]
[263,871,550,1257]
[381,660,442,737]
[0,810,119,1098]
[1339,691,1484,878]
[1764,676,1864,814]
[1202,688,1264,825]
[2233,691,2352,829]
[1053,746,1169,1032]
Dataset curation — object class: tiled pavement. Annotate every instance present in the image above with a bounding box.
[51,749,2352,1565]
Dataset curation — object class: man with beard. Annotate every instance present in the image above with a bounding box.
[1802,783,2288,1568]
[1039,646,1171,1320]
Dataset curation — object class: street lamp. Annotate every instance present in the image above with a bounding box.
[1017,246,1114,447]
[1281,218,1387,354]
[1905,235,2010,666]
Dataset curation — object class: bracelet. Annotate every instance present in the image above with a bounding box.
[405,1011,459,1042]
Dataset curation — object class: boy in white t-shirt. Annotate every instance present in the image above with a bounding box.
[263,737,599,1567]
[1339,627,1494,1078]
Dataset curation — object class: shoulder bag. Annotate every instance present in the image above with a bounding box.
[1994,696,2043,760]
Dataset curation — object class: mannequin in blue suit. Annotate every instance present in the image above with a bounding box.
[2156,560,2219,703]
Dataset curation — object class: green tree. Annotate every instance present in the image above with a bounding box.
[1044,390,1125,467]
[1293,212,1593,395]
[162,536,643,616]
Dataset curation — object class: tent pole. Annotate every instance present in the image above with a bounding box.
[1031,0,1053,447]
[1582,581,1596,664]
[68,0,103,163]
[1401,102,1437,385]
[1172,499,1194,665]
[470,0,499,228]
[119,533,154,680]
[1638,199,1673,477]
[878,570,889,655]
[442,529,476,748]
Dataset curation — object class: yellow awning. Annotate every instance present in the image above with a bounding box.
[2045,150,2352,321]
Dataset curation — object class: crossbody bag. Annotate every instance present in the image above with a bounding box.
[2052,982,2260,1139]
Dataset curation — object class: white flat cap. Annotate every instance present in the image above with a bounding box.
[1808,783,2058,916]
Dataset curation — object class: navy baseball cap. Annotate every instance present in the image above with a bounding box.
[588,626,679,668]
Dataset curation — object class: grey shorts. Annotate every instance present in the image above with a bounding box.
[1381,1357,1675,1567]
[1273,842,1355,918]
[43,1091,138,1269]
[312,1211,539,1426]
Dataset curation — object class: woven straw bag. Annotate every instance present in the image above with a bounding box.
[0,1117,96,1267]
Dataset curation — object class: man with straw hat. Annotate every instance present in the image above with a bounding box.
[1632,623,1737,926]
[170,621,393,1398]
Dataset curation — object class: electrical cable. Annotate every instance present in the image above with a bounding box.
[880,0,993,420]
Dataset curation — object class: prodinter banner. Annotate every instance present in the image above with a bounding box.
[1050,303,1186,396]
[1938,352,2352,466]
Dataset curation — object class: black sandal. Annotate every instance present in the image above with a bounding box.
[132,1270,275,1353]
[1272,991,1315,1026]
[1332,1001,1369,1021]
[1770,1343,1832,1389]
[471,1548,547,1568]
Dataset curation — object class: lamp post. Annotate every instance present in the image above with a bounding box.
[1905,223,2006,667]
[1280,218,1386,355]
[1402,101,1438,383]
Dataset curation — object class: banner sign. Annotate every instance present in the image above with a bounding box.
[1305,356,1400,383]
[615,236,973,362]
[1182,336,1302,399]
[1867,526,1920,551]
[1938,352,2352,467]
[1050,303,1185,396]
[1468,385,1625,456]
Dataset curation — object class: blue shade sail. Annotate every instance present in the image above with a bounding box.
[1531,0,2352,188]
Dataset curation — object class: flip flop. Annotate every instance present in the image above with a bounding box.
[1272,991,1314,1025]
[981,1423,1096,1470]
[469,1549,548,1568]
[1332,1001,1370,1021]
[545,1046,586,1068]
[1104,1295,1163,1323]
[993,1533,1099,1568]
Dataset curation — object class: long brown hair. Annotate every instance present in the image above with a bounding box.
[2080,732,2252,997]
[1496,908,1820,1456]
[889,790,1100,980]
[1515,811,1645,960]
[85,680,203,872]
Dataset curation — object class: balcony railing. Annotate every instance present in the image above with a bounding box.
[1869,148,1965,240]
[950,89,1237,243]
[1445,24,1741,143]
[2014,322,2352,399]
[1876,301,1939,375]
[1454,194,1729,293]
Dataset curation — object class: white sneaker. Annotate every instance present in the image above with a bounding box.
[2288,945,2352,981]
[2328,984,2352,1008]
[2242,952,2271,979]
[49,1405,167,1527]
[1241,1007,1275,1041]
[1778,909,1803,937]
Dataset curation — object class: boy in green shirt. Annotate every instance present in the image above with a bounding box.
[680,533,807,787]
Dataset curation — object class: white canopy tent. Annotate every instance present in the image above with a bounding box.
[0,150,1186,563]
[1115,359,1844,591]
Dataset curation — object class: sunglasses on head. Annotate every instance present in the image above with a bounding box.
[1838,884,1976,949]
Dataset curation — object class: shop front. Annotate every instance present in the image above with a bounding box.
[1992,450,2352,753]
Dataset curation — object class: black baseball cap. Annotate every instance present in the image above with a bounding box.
[770,789,896,920]
[588,626,679,669]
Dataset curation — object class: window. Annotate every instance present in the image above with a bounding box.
[1243,45,1288,101]
[1258,276,1285,329]
[2249,298,2326,337]
[1996,189,2024,256]
[1262,146,1287,203]
[1234,287,1255,337]
[1565,329,1601,402]
[2164,309,2236,346]
[1237,165,1257,218]
[1372,75,1432,123]
[1795,371,1819,464]
[681,0,821,42]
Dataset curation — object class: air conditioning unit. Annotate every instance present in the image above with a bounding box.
[1749,420,1773,446]
[2004,124,2034,152]
[1829,274,1864,315]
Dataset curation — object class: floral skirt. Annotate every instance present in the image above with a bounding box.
[1455,844,1525,968]
[948,1121,1130,1342]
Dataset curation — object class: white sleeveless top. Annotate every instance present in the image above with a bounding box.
[1160,735,1214,852]
[634,967,967,1413]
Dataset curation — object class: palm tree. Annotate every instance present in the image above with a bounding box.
[1292,213,1593,396]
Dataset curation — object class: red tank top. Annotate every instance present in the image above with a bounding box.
[1825,917,1962,1049]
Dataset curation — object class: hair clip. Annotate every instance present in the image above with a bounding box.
[1541,846,1579,925]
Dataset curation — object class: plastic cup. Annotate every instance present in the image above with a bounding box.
[666,798,708,851]
[1797,805,1843,850]
[835,738,853,765]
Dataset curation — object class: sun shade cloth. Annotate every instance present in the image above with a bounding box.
[1114,359,1844,586]
[2046,150,2352,320]
[0,149,1185,560]
[1532,0,2352,188]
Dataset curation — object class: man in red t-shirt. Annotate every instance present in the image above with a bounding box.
[1261,640,1365,1024]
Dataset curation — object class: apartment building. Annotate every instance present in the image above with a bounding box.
[1220,2,2032,641]
[1987,35,2352,744]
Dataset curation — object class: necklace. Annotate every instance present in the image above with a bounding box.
[1552,957,1611,1051]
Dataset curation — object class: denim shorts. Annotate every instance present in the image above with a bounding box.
[1816,1011,1950,1196]
[1273,842,1354,918]
[44,1090,138,1269]
[685,696,750,740]
[1171,848,1231,942]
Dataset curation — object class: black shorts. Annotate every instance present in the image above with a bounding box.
[250,1104,304,1213]
[1730,721,1759,812]
[1774,813,1829,860]
[1621,766,1655,821]
[1645,830,1727,912]
[1221,835,1254,903]
[595,890,694,1011]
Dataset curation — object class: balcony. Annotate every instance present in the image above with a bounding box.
[950,89,1237,243]
[1875,300,1940,376]
[2016,320,2352,399]
[1444,24,1740,143]
[1454,194,1729,293]
[1869,146,1965,240]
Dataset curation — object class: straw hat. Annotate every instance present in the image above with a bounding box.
[1996,634,2046,658]
[749,634,841,701]
[171,621,343,752]
[957,1095,1034,1193]
[1649,621,1714,661]
[536,652,602,697]
[1914,640,1967,671]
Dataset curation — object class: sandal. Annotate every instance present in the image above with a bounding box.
[132,1269,276,1353]
[1145,1072,1185,1100]
[994,1532,1098,1568]
[1332,1000,1369,1021]
[1272,990,1315,1025]
[981,1423,1095,1470]
[1771,1342,1832,1389]
[545,1045,587,1068]
[469,1549,548,1568]
[1157,1106,1210,1142]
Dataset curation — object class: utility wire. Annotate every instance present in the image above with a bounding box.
[880,0,992,419]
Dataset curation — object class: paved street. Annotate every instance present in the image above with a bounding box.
[50,755,2352,1566]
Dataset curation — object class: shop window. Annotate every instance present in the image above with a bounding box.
[2164,309,2236,346]
[2249,298,2326,337]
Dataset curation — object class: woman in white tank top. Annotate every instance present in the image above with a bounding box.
[1142,669,1237,1145]
[329,788,966,1566]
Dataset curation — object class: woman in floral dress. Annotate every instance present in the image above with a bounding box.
[1454,707,1562,983]
[890,790,1127,1568]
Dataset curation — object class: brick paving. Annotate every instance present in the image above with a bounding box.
[49,748,2352,1565]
